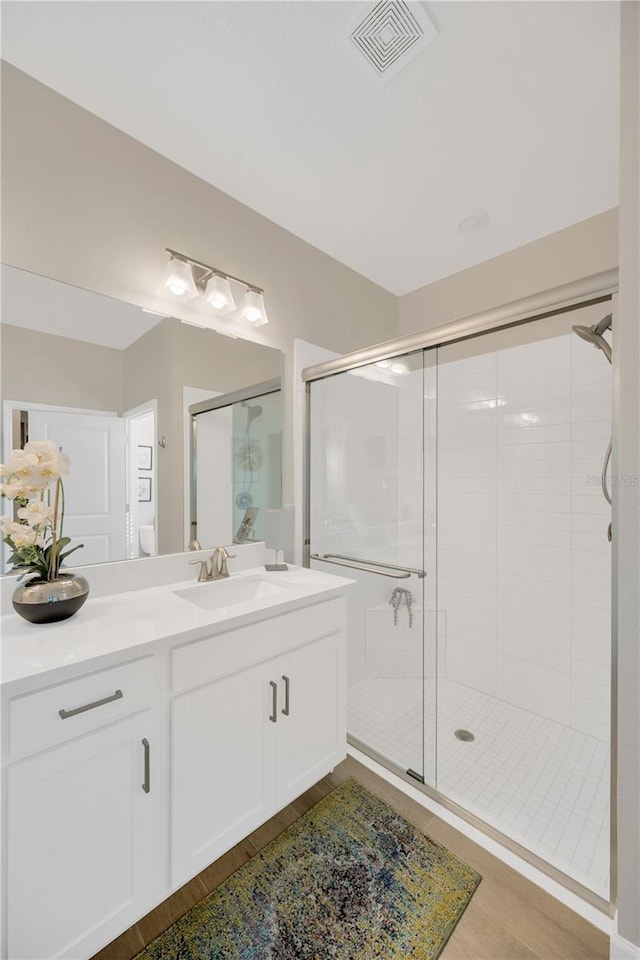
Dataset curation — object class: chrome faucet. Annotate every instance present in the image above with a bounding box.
[188,546,236,582]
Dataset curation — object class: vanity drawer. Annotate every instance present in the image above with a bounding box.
[9,656,156,757]
[171,598,345,694]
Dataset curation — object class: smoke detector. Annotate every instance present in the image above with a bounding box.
[342,1,438,84]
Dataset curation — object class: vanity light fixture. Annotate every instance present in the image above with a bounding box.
[159,249,268,324]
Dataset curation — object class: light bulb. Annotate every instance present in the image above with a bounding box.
[240,289,269,326]
[158,257,198,300]
[204,274,236,315]
[390,359,410,375]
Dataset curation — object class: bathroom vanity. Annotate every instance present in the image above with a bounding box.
[0,564,351,960]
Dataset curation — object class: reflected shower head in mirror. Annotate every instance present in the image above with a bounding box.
[242,402,263,432]
[572,314,612,364]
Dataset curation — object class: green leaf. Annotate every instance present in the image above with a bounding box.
[58,544,84,564]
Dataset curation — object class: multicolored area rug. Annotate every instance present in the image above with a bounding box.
[135,778,481,960]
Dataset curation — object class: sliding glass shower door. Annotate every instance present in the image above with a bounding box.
[307,350,437,785]
[307,300,611,903]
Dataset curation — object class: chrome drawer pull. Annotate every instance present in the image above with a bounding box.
[58,689,123,719]
[142,738,151,794]
[269,680,278,723]
[282,675,291,716]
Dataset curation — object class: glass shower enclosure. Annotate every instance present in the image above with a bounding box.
[190,379,282,548]
[305,283,614,908]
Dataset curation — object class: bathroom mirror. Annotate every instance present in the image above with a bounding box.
[0,263,282,570]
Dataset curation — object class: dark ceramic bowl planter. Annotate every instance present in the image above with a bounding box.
[12,573,90,624]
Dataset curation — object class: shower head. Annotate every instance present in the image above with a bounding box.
[572,315,612,364]
[242,402,263,431]
[246,404,263,422]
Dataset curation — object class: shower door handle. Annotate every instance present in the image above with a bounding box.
[311,553,425,579]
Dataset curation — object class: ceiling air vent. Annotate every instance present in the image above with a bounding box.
[343,1,438,83]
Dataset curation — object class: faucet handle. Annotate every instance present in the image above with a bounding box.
[189,559,210,582]
[217,546,236,560]
[211,545,236,578]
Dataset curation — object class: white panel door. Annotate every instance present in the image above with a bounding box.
[277,632,345,808]
[7,711,162,960]
[170,659,278,888]
[28,408,126,563]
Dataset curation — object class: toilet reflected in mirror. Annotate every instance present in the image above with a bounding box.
[138,524,156,557]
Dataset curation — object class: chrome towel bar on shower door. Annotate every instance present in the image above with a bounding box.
[311,553,426,579]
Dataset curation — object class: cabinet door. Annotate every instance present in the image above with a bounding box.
[277,631,346,808]
[7,710,162,960]
[171,660,277,888]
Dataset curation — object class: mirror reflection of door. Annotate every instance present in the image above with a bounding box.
[2,401,127,570]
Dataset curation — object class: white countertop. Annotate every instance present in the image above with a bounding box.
[0,565,353,690]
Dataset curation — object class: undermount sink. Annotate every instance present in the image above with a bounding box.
[173,575,290,611]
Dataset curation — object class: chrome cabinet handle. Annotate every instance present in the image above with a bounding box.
[142,738,150,794]
[269,680,278,723]
[58,689,123,719]
[282,675,290,716]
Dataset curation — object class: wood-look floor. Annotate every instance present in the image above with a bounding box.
[92,756,609,960]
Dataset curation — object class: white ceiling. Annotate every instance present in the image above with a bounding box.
[1,1,619,296]
[1,264,160,350]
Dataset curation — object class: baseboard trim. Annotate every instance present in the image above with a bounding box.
[611,931,640,960]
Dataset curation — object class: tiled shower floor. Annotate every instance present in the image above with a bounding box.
[348,677,610,899]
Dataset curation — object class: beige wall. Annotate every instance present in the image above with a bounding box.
[172,321,281,398]
[0,324,124,411]
[615,0,640,948]
[398,210,618,334]
[0,62,397,359]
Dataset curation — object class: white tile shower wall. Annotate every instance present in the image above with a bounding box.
[309,370,403,690]
[437,329,611,741]
[309,371,402,562]
[364,602,445,679]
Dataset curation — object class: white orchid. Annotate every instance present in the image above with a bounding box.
[2,449,38,476]
[0,480,42,501]
[1,440,83,581]
[17,501,55,528]
[0,519,41,548]
[24,441,70,485]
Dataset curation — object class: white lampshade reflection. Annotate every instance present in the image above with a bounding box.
[389,358,410,375]
[158,257,199,300]
[240,289,269,326]
[203,274,236,314]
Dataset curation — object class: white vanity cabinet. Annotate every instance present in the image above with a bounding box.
[276,630,343,808]
[1,574,349,960]
[169,598,346,888]
[4,659,163,960]
[170,658,279,885]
